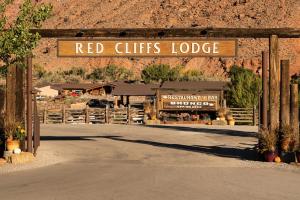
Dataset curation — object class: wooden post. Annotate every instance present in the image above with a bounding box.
[6,65,16,124]
[114,96,118,108]
[262,51,269,129]
[253,106,257,126]
[269,35,280,131]
[62,105,66,124]
[26,55,33,153]
[127,104,131,125]
[156,89,160,120]
[15,66,25,123]
[43,109,47,124]
[290,84,299,140]
[105,104,109,124]
[85,106,90,124]
[280,60,290,128]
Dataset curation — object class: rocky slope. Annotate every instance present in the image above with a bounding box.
[7,0,300,77]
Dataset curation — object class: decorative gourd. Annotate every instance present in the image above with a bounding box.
[274,156,281,163]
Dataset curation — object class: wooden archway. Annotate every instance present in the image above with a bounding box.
[5,28,300,154]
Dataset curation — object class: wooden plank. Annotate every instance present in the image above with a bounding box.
[269,35,280,131]
[30,28,300,38]
[280,60,290,128]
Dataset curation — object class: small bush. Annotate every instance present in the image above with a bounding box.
[227,66,261,108]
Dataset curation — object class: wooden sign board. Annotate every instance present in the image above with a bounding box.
[160,94,219,111]
[57,39,237,57]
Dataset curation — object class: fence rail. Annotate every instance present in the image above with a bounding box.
[39,107,144,125]
[230,107,258,125]
[38,106,259,125]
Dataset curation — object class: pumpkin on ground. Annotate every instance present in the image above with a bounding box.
[274,156,281,163]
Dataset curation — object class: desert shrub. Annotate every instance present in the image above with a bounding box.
[141,64,183,83]
[63,67,86,79]
[227,65,261,108]
[87,68,104,80]
[34,64,47,79]
[87,65,134,81]
[179,70,205,81]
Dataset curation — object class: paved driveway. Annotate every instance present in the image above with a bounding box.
[0,124,299,200]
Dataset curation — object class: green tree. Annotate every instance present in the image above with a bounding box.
[227,65,261,108]
[141,64,182,83]
[0,0,52,72]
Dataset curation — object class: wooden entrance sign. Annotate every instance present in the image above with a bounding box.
[160,94,219,111]
[57,39,237,57]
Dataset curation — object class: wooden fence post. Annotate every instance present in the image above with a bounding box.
[262,51,269,129]
[253,106,257,126]
[280,60,290,128]
[105,104,109,124]
[62,105,66,124]
[290,84,299,141]
[127,104,131,125]
[85,107,90,124]
[269,35,280,131]
[43,109,47,124]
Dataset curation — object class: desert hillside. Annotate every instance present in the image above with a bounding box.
[7,0,300,77]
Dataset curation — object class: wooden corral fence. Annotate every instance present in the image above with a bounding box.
[230,107,259,126]
[38,106,144,125]
[38,106,257,125]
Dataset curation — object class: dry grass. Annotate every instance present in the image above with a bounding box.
[258,128,278,153]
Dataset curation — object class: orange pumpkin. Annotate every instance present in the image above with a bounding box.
[274,156,281,163]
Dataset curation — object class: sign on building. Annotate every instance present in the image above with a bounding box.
[160,94,219,111]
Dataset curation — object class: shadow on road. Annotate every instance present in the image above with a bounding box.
[41,135,115,141]
[99,136,259,161]
[144,125,257,138]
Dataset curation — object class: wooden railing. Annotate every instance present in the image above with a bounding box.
[38,107,144,125]
[38,106,258,125]
[230,107,259,126]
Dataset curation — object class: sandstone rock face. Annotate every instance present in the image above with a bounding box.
[6,0,300,77]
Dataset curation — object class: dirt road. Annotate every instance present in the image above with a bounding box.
[0,124,299,200]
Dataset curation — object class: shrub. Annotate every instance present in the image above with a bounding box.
[141,64,182,83]
[87,65,134,81]
[258,128,278,153]
[179,70,205,81]
[227,66,261,108]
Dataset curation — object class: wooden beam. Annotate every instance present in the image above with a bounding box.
[269,35,280,131]
[262,51,268,129]
[280,60,290,128]
[30,28,300,38]
[290,84,299,139]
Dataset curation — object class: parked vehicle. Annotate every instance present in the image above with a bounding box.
[86,99,113,108]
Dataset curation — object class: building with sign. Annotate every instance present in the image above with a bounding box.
[156,81,229,123]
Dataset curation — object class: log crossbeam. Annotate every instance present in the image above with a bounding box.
[29,28,300,38]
